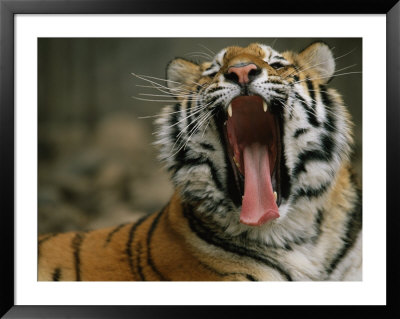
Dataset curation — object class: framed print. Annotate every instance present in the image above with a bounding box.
[1,0,399,318]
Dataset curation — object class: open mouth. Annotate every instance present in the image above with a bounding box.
[224,96,282,226]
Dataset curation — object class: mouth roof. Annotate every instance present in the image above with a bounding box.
[226,96,281,226]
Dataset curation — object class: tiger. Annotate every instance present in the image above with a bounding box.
[38,41,362,281]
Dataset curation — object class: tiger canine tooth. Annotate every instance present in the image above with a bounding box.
[228,104,233,117]
[233,156,240,168]
[263,101,268,112]
[273,191,277,201]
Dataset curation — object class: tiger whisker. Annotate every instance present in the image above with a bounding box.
[138,93,201,100]
[132,72,186,86]
[136,84,192,96]
[138,81,192,92]
[185,55,207,63]
[185,52,213,60]
[306,89,331,93]
[197,44,216,56]
[139,103,206,120]
[276,96,343,135]
[291,71,362,85]
[282,48,358,80]
[165,109,213,159]
[183,109,214,150]
[132,74,183,92]
[201,115,213,138]
[287,63,357,84]
[174,107,211,141]
[303,96,347,130]
[274,98,293,116]
[132,96,193,103]
[161,103,212,130]
[162,102,213,149]
[133,72,205,95]
[133,72,208,90]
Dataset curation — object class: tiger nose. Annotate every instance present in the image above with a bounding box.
[226,63,259,84]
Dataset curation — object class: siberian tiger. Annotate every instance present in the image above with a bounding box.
[38,42,362,281]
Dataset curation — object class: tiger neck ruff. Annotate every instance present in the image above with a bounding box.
[38,42,361,281]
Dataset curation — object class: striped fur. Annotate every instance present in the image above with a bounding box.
[38,42,361,281]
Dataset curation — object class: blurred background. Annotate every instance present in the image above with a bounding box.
[38,38,362,234]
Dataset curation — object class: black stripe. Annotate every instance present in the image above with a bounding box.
[71,233,85,281]
[104,223,127,247]
[283,64,296,69]
[181,156,224,191]
[206,96,219,106]
[173,105,217,173]
[293,128,309,138]
[306,78,315,102]
[326,193,362,275]
[168,103,186,172]
[312,209,325,242]
[205,158,223,190]
[52,268,62,281]
[198,259,258,281]
[38,233,57,245]
[207,86,224,95]
[291,182,331,202]
[38,233,58,258]
[136,242,146,281]
[291,125,335,180]
[301,99,319,127]
[282,235,309,250]
[199,142,215,151]
[273,88,287,96]
[295,93,319,127]
[319,86,337,133]
[279,114,291,201]
[125,215,149,279]
[267,79,284,85]
[246,274,257,281]
[183,205,292,281]
[322,134,335,156]
[292,149,332,180]
[146,209,168,281]
[187,100,196,134]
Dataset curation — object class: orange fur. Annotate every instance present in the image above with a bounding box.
[38,193,263,281]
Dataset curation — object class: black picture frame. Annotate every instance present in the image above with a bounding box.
[1,0,399,318]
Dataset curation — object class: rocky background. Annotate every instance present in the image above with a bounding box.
[38,38,362,234]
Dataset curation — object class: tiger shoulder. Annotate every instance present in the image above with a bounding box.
[38,41,362,281]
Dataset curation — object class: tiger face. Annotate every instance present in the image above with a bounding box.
[156,42,353,247]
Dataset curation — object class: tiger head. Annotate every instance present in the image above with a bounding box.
[155,42,353,245]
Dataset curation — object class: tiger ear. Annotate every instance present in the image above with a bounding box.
[297,42,335,83]
[166,58,202,97]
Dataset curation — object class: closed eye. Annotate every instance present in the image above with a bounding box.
[269,62,285,70]
[208,72,218,77]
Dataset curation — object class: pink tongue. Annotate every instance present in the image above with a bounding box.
[240,143,280,226]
